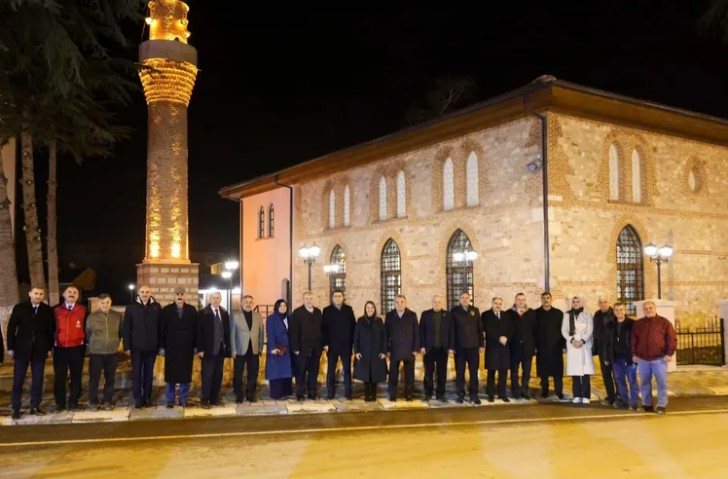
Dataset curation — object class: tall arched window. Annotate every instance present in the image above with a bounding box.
[257,206,265,239]
[396,170,406,218]
[329,189,336,229]
[616,225,644,315]
[378,176,387,220]
[466,152,479,206]
[380,239,401,314]
[609,144,620,201]
[343,185,351,227]
[268,204,275,237]
[631,149,642,203]
[446,229,475,310]
[328,245,347,297]
[443,158,454,211]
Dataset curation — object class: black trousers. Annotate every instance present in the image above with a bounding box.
[88,353,118,404]
[11,356,46,410]
[201,352,225,403]
[388,359,415,398]
[131,349,157,406]
[599,356,616,403]
[326,350,352,398]
[486,369,508,398]
[423,347,448,398]
[572,375,591,399]
[540,374,564,397]
[233,349,260,401]
[455,347,480,398]
[53,345,85,407]
[296,349,322,398]
[510,344,533,397]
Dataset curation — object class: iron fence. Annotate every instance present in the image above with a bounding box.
[675,317,725,366]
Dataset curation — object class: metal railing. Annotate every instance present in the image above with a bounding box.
[675,317,725,366]
[254,304,275,319]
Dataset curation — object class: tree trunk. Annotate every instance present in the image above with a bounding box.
[0,138,20,350]
[47,140,59,305]
[20,130,46,291]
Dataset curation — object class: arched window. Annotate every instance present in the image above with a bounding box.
[328,245,347,297]
[609,144,619,201]
[616,225,644,315]
[380,239,401,314]
[466,152,479,206]
[396,170,406,218]
[268,204,275,237]
[443,158,454,211]
[446,229,475,310]
[257,206,265,239]
[631,149,642,203]
[343,185,351,227]
[328,189,336,229]
[378,176,387,220]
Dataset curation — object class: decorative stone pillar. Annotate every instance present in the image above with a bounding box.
[136,0,199,305]
[635,299,678,371]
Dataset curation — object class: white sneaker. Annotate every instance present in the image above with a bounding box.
[582,398,591,404]
[572,397,582,404]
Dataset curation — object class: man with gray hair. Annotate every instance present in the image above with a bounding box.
[419,295,454,402]
[593,296,617,406]
[86,294,122,410]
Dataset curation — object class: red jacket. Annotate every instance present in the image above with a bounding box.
[54,303,87,348]
[631,315,677,361]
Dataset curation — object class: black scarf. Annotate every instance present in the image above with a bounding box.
[568,307,584,336]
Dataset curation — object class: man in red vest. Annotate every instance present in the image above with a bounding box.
[52,285,88,411]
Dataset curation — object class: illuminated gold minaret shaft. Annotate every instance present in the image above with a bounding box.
[137,0,199,302]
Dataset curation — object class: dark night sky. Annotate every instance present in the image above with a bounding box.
[40,1,728,299]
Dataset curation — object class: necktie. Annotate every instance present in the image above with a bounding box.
[68,304,72,311]
[33,306,38,315]
[215,309,221,322]
[496,312,500,319]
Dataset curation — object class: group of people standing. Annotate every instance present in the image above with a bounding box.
[2,283,677,419]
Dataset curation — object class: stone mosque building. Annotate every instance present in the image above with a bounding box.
[220,77,728,326]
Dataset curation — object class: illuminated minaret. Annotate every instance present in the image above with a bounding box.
[137,0,198,303]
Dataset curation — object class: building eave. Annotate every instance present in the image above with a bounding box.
[219,77,728,201]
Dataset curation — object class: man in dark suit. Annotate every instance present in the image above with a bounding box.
[419,295,454,402]
[508,292,538,400]
[322,289,356,400]
[482,297,512,402]
[385,294,419,401]
[290,291,324,401]
[7,286,55,419]
[451,291,483,404]
[197,291,231,408]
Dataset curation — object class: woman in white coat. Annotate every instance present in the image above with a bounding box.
[561,296,595,404]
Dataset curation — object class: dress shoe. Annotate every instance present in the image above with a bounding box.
[556,393,564,400]
[424,395,433,401]
[68,403,78,411]
[247,396,258,403]
[296,394,305,402]
[389,395,397,402]
[405,396,413,402]
[655,407,666,415]
[307,394,317,401]
[200,401,211,410]
[522,393,532,400]
[487,396,495,403]
[88,402,99,410]
[11,410,21,420]
[456,396,464,404]
[437,396,448,403]
[643,406,654,413]
[326,394,335,400]
[166,403,174,409]
[103,402,114,411]
[499,396,510,403]
[55,404,66,412]
[29,407,45,416]
[134,403,143,409]
[471,397,481,405]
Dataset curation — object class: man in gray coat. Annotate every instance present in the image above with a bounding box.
[85,294,122,410]
[231,295,265,403]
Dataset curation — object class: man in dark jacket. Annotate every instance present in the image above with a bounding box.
[451,291,483,404]
[535,292,565,399]
[632,301,676,415]
[290,291,324,401]
[508,293,537,400]
[594,297,617,406]
[122,284,162,408]
[611,302,638,410]
[197,291,231,408]
[482,297,512,402]
[160,287,198,408]
[419,295,454,402]
[322,290,356,400]
[385,294,419,401]
[7,286,54,419]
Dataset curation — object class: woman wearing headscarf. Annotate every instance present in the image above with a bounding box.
[561,296,595,404]
[353,301,388,402]
[265,299,293,400]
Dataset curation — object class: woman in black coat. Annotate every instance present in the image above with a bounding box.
[353,301,388,401]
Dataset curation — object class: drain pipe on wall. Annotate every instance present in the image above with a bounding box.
[275,175,294,306]
[523,93,550,293]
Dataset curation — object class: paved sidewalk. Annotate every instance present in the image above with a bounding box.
[1,360,726,427]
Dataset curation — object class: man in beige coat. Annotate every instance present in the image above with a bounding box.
[231,295,265,402]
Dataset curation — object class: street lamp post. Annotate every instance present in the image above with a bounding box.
[299,243,321,291]
[643,242,673,300]
[222,259,239,310]
[128,283,135,304]
[453,250,478,302]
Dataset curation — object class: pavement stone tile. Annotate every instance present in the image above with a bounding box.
[182,406,236,419]
[73,409,130,423]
